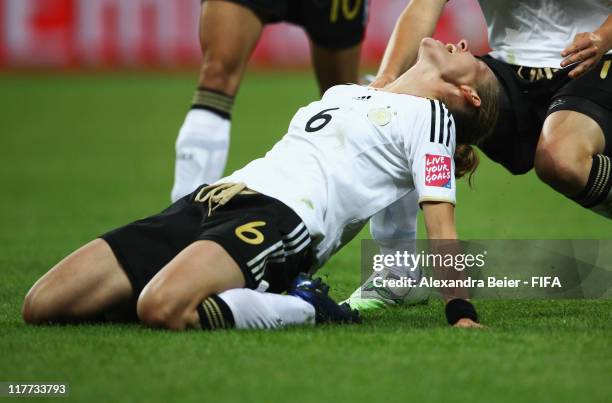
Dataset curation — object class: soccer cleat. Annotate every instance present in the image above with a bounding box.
[288,274,361,324]
[341,271,429,312]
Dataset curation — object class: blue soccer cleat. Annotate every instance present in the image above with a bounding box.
[288,273,361,324]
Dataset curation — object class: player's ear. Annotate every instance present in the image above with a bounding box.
[459,85,481,108]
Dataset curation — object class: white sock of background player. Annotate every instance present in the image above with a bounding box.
[170,88,233,202]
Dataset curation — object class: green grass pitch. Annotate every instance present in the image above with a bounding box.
[0,71,610,403]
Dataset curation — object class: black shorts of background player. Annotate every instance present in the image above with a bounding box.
[370,1,612,218]
[478,55,612,218]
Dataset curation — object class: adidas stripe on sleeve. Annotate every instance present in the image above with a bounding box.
[411,99,457,206]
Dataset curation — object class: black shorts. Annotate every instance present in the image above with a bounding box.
[101,186,313,296]
[478,54,612,175]
[209,0,368,49]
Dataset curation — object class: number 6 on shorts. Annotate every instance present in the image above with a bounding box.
[235,221,266,245]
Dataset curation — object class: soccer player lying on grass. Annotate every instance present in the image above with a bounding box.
[23,38,498,331]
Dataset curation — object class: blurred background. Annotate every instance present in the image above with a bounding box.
[0,0,489,69]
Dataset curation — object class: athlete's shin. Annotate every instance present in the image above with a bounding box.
[536,109,609,205]
[204,289,315,330]
[534,145,591,195]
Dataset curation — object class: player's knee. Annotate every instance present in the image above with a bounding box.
[22,289,40,324]
[535,140,585,195]
[198,58,239,93]
[22,282,54,324]
[136,289,186,330]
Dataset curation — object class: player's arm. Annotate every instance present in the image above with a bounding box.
[561,13,612,79]
[421,200,456,241]
[371,0,447,88]
[408,100,480,327]
[422,202,482,329]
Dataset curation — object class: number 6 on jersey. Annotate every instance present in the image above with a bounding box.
[305,108,339,133]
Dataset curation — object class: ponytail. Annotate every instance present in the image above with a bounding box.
[454,144,479,187]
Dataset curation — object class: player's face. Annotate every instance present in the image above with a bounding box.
[418,38,490,86]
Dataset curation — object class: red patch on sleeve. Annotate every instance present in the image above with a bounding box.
[425,154,452,188]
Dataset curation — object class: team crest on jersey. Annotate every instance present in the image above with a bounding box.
[425,154,452,188]
[367,106,392,126]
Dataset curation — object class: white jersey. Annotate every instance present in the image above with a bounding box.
[478,0,611,67]
[219,85,456,268]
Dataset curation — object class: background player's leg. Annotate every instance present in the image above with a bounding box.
[343,191,427,310]
[135,240,315,330]
[22,239,134,324]
[535,110,611,217]
[171,1,264,201]
[310,43,361,95]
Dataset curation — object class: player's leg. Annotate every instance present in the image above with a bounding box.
[135,240,321,330]
[136,240,244,329]
[534,57,612,217]
[310,43,361,95]
[535,109,605,195]
[295,0,367,95]
[23,186,219,325]
[171,0,264,201]
[22,239,133,324]
[343,191,428,310]
[535,108,611,217]
[218,288,317,329]
[137,189,314,330]
[136,189,358,331]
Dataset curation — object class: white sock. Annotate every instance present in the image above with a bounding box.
[218,289,316,330]
[171,109,230,202]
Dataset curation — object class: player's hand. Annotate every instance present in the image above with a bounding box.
[453,318,484,329]
[369,73,395,89]
[561,31,611,79]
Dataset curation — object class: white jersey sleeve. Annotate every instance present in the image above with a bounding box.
[409,99,456,206]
